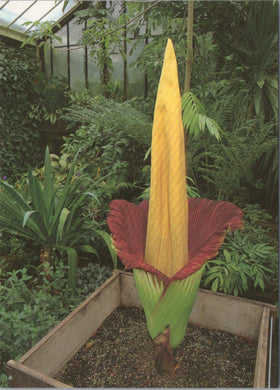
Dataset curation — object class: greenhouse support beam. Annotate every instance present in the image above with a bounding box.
[0,1,9,12]
[0,25,35,44]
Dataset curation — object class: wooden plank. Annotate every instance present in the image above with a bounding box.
[0,25,33,44]
[119,272,276,340]
[119,270,142,307]
[190,289,264,340]
[6,360,72,388]
[18,272,121,378]
[253,307,271,388]
[7,271,276,388]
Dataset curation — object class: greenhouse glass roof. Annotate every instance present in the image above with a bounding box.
[0,0,80,41]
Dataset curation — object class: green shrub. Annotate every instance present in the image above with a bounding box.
[60,92,153,203]
[0,147,101,291]
[76,262,112,296]
[0,41,42,182]
[0,41,71,182]
[28,73,70,125]
[202,204,278,296]
[0,262,112,387]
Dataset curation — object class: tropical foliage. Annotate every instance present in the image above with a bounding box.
[0,42,42,182]
[0,0,278,385]
[0,261,112,386]
[0,147,100,291]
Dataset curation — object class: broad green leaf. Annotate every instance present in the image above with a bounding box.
[0,216,38,240]
[256,79,265,89]
[0,181,30,212]
[198,113,206,131]
[265,76,278,90]
[28,169,49,235]
[254,88,262,116]
[50,149,81,232]
[205,117,222,140]
[181,92,222,140]
[23,210,37,228]
[57,208,70,243]
[211,277,219,292]
[96,230,118,269]
[84,191,100,205]
[80,245,100,261]
[43,146,55,214]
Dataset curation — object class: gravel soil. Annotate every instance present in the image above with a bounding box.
[55,306,257,388]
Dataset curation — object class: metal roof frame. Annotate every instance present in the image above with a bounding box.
[0,1,85,43]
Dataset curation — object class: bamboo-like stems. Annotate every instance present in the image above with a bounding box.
[184,0,194,174]
[184,0,194,94]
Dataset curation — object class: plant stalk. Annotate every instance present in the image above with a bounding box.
[184,0,194,175]
[184,0,194,95]
[153,327,180,376]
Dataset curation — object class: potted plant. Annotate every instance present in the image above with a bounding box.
[6,39,277,388]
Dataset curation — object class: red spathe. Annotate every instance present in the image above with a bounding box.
[107,198,243,285]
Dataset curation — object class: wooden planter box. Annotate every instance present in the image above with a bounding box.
[7,271,277,388]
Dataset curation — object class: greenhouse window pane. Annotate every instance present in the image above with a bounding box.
[88,54,102,95]
[15,1,60,32]
[127,38,145,98]
[44,45,52,77]
[69,18,83,46]
[70,47,85,91]
[111,53,124,82]
[54,23,67,46]
[0,0,77,34]
[39,1,76,25]
[0,1,34,27]
[53,49,68,79]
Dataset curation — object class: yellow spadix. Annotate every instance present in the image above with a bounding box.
[145,39,188,278]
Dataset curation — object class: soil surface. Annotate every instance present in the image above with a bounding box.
[55,306,257,388]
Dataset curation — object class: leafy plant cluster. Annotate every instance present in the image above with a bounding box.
[202,204,278,297]
[0,41,70,182]
[0,2,278,383]
[0,41,42,182]
[189,1,278,206]
[0,146,117,292]
[0,261,112,386]
[28,73,70,125]
[60,92,153,205]
[75,0,277,209]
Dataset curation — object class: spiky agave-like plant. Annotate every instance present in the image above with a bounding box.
[107,39,243,375]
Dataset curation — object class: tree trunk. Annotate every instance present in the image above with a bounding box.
[184,0,194,94]
[184,0,194,174]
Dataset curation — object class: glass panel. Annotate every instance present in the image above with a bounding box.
[70,47,85,91]
[0,1,34,27]
[14,1,56,31]
[111,52,124,82]
[69,17,83,46]
[44,45,52,77]
[54,23,67,46]
[53,48,68,79]
[127,38,145,98]
[88,53,102,95]
[0,0,78,33]
[40,1,76,25]
[110,0,122,20]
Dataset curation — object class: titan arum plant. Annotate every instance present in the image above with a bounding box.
[107,39,243,375]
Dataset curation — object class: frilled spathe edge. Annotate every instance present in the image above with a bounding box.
[107,198,243,285]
